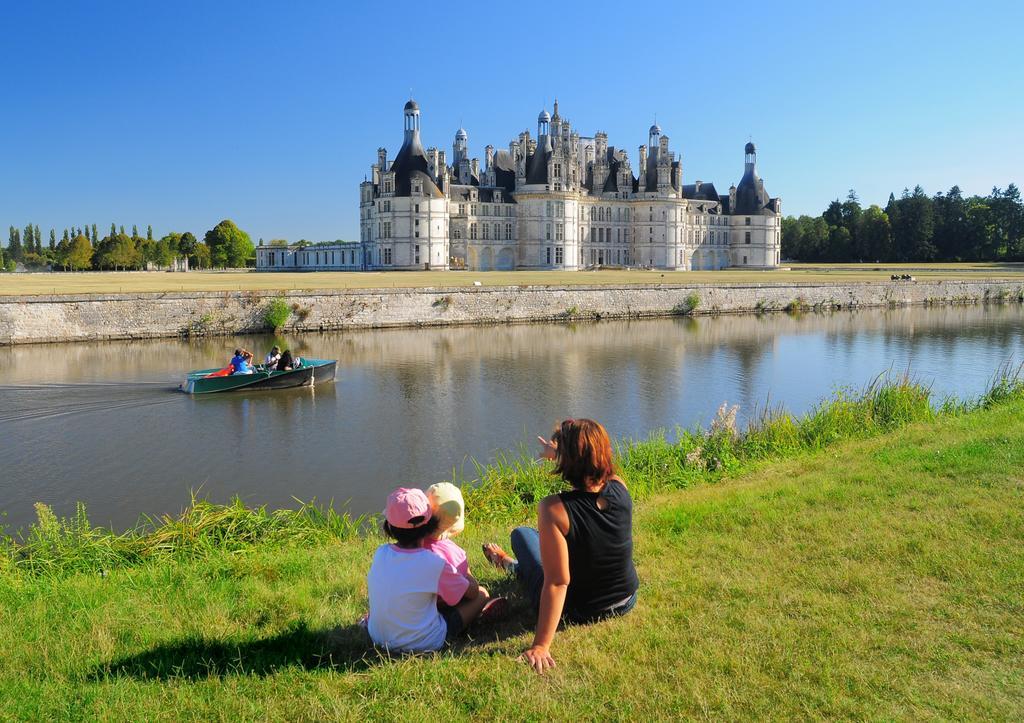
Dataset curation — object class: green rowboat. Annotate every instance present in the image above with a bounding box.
[180,358,337,394]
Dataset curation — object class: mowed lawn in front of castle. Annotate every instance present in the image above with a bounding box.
[3,262,1024,296]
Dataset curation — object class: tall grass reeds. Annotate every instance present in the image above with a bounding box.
[4,365,1023,580]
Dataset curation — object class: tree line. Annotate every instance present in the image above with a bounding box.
[782,184,1024,263]
[1,220,254,272]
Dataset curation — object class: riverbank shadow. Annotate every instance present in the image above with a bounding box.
[90,578,530,682]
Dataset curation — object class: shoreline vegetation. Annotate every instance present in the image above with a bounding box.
[4,364,1022,575]
[3,366,1023,718]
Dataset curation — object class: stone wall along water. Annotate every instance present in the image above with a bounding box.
[1,280,1023,344]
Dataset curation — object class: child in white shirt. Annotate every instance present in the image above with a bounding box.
[366,487,490,652]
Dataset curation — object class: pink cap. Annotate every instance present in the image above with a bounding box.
[384,487,432,529]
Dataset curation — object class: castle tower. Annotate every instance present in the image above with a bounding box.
[403,99,420,141]
[453,127,468,164]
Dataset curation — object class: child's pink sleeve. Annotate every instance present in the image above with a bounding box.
[437,563,470,606]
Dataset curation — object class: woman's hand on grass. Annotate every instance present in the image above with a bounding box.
[537,436,557,461]
[520,645,555,674]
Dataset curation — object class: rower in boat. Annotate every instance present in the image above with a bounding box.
[230,348,255,375]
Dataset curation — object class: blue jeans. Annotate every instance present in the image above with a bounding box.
[510,527,545,611]
[509,526,638,623]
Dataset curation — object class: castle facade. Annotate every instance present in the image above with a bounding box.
[256,99,782,272]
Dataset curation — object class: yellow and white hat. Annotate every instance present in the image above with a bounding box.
[426,482,465,537]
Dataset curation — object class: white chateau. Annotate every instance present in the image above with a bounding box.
[256,99,781,272]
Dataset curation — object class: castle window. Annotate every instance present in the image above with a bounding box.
[545,223,551,240]
[415,245,420,264]
[482,224,489,240]
[598,207,604,221]
[745,231,751,244]
[554,163,562,178]
[383,222,391,238]
[624,208,630,221]
[459,203,466,216]
[505,223,512,240]
[494,223,500,239]
[470,223,477,240]
[546,247,552,265]
[471,204,477,215]
[384,247,393,265]
[606,227,611,242]
[624,228,630,243]
[482,204,489,216]
[556,224,563,241]
[598,228,604,243]
[743,255,748,264]
[454,228,461,239]
[590,207,595,221]
[555,246,563,264]
[745,217,751,226]
[546,201,552,216]
[415,204,420,213]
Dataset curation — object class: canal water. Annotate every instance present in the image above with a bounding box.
[2,304,1022,531]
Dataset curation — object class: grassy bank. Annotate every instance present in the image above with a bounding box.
[4,263,1024,296]
[2,373,1023,719]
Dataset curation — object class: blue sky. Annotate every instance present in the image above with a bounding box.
[1,0,1021,243]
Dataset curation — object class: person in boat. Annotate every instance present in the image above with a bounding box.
[482,418,639,674]
[276,349,295,371]
[229,348,254,375]
[263,346,282,370]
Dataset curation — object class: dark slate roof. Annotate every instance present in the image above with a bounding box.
[719,194,731,213]
[602,148,621,193]
[404,99,419,111]
[387,134,444,198]
[681,181,721,201]
[644,155,658,192]
[734,166,767,214]
[492,150,517,196]
[525,135,552,185]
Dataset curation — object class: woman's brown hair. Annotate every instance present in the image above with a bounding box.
[551,418,615,490]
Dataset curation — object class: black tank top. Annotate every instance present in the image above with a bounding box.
[559,478,639,618]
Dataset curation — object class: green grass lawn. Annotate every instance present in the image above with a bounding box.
[3,262,1024,296]
[2,398,1022,719]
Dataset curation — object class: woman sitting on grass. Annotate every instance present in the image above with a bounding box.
[483,418,639,674]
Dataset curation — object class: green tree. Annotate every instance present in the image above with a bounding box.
[859,205,892,262]
[49,228,57,250]
[147,225,153,241]
[91,224,99,245]
[890,186,936,262]
[203,219,254,268]
[67,234,93,270]
[8,226,23,262]
[156,233,181,268]
[24,225,34,255]
[191,243,211,269]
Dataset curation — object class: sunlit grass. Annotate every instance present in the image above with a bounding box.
[3,262,1024,296]
[1,372,1023,718]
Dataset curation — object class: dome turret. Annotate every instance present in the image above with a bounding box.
[455,127,468,140]
[404,99,419,112]
[538,109,551,123]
